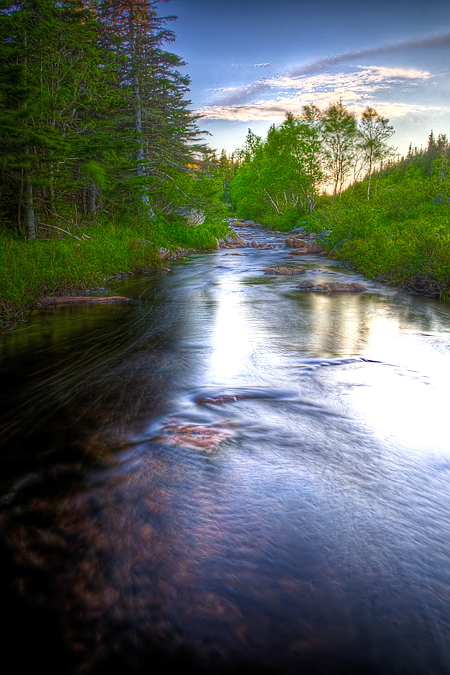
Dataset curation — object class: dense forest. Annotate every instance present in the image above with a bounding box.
[0,0,229,319]
[229,102,450,299]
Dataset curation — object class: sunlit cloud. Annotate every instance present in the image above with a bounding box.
[199,66,437,122]
[272,66,431,91]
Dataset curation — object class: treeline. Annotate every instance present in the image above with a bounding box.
[230,102,450,298]
[0,0,225,239]
[230,100,395,227]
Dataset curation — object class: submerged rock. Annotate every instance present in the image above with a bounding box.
[264,266,305,275]
[297,281,367,292]
[36,296,131,306]
[156,421,232,453]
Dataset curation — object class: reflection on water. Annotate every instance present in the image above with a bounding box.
[0,229,450,674]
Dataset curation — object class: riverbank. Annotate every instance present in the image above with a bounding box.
[0,215,230,326]
[235,180,450,301]
[251,205,450,301]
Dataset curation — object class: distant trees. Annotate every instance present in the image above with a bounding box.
[358,107,394,199]
[230,100,397,224]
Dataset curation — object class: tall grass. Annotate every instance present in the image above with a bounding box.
[0,214,229,320]
[303,177,450,298]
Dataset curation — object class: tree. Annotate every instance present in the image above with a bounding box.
[358,107,394,199]
[0,0,121,235]
[321,99,358,198]
[97,0,202,210]
[0,0,205,233]
[230,113,324,223]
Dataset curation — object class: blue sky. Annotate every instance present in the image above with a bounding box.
[161,0,450,157]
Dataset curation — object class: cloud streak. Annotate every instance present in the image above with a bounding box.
[200,66,438,122]
[212,32,450,107]
[286,32,450,77]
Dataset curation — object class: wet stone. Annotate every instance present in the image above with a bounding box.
[264,266,306,275]
[297,281,367,292]
[155,420,233,453]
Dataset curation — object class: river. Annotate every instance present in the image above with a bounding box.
[1,225,450,674]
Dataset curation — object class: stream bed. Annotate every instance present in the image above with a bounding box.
[1,225,450,674]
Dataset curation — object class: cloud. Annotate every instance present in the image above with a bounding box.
[254,63,270,68]
[211,31,450,107]
[272,66,430,91]
[198,66,438,122]
[212,80,272,106]
[285,32,450,78]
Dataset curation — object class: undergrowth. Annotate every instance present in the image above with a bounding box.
[301,178,450,298]
[0,213,229,322]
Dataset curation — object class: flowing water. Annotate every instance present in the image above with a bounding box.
[1,226,450,675]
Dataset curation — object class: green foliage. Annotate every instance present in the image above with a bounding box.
[230,116,322,226]
[0,214,229,318]
[307,170,450,298]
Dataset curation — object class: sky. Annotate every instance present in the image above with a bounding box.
[160,0,450,158]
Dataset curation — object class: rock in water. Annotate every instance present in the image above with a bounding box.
[285,236,307,248]
[155,421,233,453]
[297,281,367,292]
[36,296,131,306]
[264,266,305,275]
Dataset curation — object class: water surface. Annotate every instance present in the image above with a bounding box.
[1,227,449,674]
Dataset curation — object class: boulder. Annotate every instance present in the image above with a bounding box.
[297,281,367,292]
[285,236,307,248]
[286,236,325,253]
[174,207,206,226]
[158,247,170,260]
[257,242,276,249]
[264,266,305,275]
[305,240,325,253]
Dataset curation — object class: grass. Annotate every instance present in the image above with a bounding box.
[0,213,229,322]
[300,179,450,299]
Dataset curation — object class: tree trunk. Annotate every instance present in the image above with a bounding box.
[367,154,373,200]
[87,184,97,215]
[26,180,36,239]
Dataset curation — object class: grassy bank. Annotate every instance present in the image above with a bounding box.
[301,178,450,300]
[0,214,229,323]
[246,176,450,300]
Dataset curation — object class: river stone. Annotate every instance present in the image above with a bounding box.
[36,296,131,306]
[298,281,367,292]
[264,266,305,275]
[285,236,307,248]
[158,247,170,260]
[157,421,232,453]
[305,241,325,253]
[290,240,325,254]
